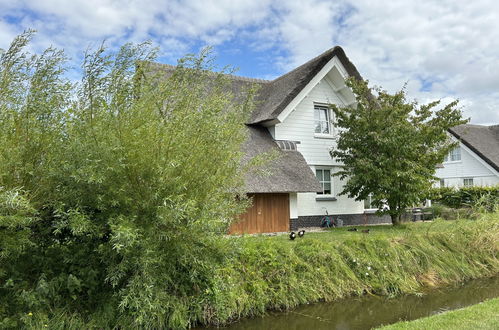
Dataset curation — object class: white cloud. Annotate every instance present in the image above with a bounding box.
[336,0,499,124]
[0,0,498,124]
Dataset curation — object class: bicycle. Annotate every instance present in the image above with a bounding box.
[320,211,336,228]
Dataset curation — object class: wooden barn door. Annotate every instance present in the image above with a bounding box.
[229,193,290,234]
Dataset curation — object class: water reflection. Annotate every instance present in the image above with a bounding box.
[212,276,499,330]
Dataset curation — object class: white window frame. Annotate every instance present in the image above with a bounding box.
[364,194,376,210]
[314,104,334,138]
[315,168,333,196]
[463,178,474,187]
[444,146,461,163]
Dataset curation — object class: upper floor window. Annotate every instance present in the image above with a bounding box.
[444,147,461,162]
[314,105,331,134]
[316,168,332,195]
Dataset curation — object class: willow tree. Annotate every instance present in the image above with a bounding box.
[331,79,467,225]
[0,31,256,329]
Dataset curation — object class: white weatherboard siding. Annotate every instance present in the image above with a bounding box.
[273,71,365,216]
[273,78,341,165]
[297,170,364,216]
[436,142,499,187]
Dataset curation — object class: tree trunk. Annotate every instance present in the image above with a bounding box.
[390,213,401,226]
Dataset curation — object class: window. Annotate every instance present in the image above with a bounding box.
[316,169,332,195]
[463,178,473,187]
[364,194,375,209]
[440,179,445,188]
[314,105,331,134]
[444,147,461,162]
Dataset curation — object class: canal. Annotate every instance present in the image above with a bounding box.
[210,276,499,329]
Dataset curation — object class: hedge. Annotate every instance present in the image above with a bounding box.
[428,186,499,209]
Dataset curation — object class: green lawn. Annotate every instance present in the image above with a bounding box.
[378,297,499,330]
[242,219,458,245]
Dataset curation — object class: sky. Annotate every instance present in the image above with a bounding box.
[1,0,498,124]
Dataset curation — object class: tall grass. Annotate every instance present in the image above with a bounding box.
[201,214,499,326]
[25,214,498,329]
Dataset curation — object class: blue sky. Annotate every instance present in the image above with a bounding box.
[1,0,498,124]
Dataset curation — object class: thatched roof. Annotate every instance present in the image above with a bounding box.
[145,47,360,193]
[248,46,362,124]
[143,46,361,126]
[449,124,499,172]
[243,126,322,193]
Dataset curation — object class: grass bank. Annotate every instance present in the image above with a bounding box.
[26,213,499,329]
[201,214,499,326]
[378,297,499,330]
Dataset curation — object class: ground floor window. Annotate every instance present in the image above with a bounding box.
[463,178,474,187]
[364,194,375,209]
[316,168,332,195]
[440,179,445,188]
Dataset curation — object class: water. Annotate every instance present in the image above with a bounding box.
[211,276,499,330]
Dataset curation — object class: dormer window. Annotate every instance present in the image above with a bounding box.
[314,105,331,134]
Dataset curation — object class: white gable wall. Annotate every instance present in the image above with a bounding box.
[273,71,364,217]
[436,142,499,187]
[274,78,341,165]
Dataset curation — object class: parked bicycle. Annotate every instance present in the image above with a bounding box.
[321,210,336,228]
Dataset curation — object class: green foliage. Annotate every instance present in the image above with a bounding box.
[428,203,474,220]
[201,214,499,327]
[429,186,499,210]
[330,78,467,225]
[38,213,497,328]
[0,31,256,329]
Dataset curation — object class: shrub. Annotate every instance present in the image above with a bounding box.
[429,186,499,210]
[0,31,257,329]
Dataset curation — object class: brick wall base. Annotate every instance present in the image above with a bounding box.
[290,213,394,231]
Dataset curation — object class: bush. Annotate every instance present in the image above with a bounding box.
[0,31,257,329]
[427,203,476,220]
[429,186,499,210]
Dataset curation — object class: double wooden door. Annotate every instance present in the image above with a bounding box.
[229,193,290,234]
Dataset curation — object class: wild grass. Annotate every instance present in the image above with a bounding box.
[23,213,499,329]
[201,214,499,326]
[377,297,499,330]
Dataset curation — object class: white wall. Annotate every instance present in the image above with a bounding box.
[274,74,365,216]
[435,142,499,187]
[297,167,364,216]
[289,193,298,218]
[274,77,341,166]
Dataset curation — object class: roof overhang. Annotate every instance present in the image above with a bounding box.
[276,55,356,124]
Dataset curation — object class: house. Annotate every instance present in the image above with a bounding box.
[436,124,499,188]
[152,47,391,234]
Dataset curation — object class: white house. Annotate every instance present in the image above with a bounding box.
[436,124,499,188]
[151,47,390,233]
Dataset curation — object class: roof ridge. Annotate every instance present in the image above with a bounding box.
[269,46,339,83]
[224,73,270,83]
[147,61,269,84]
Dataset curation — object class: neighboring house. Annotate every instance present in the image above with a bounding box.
[152,47,390,234]
[436,124,499,188]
